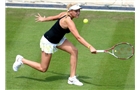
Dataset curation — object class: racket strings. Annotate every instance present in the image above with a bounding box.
[113,44,134,59]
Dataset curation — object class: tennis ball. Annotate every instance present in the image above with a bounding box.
[83,19,88,24]
[115,50,117,52]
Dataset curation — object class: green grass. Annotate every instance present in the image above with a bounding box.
[6,8,135,90]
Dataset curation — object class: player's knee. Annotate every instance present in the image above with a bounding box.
[71,47,78,55]
[41,69,47,73]
[40,67,48,73]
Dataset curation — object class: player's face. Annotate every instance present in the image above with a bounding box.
[72,9,80,18]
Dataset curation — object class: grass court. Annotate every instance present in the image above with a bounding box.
[6,8,135,90]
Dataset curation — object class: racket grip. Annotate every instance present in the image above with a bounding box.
[97,50,105,52]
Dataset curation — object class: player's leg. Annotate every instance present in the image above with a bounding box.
[57,39,83,86]
[22,52,52,72]
[13,52,52,72]
[13,36,54,72]
[57,39,78,77]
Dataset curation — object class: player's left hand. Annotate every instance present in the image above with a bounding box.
[35,13,46,22]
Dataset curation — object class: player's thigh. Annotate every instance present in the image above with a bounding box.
[41,51,52,69]
[57,39,78,54]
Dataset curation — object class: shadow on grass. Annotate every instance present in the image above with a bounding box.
[15,71,94,85]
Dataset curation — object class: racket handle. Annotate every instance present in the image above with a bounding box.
[97,50,105,52]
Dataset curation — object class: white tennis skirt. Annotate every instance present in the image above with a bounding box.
[40,36,66,54]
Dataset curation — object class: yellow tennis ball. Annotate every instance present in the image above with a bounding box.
[115,50,117,52]
[83,19,88,24]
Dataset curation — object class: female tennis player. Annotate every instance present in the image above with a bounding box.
[13,3,97,86]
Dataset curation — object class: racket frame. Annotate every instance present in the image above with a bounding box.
[97,42,134,60]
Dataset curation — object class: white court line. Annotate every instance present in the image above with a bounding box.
[5,6,135,13]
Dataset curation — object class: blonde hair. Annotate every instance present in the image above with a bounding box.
[66,3,77,11]
[66,3,77,17]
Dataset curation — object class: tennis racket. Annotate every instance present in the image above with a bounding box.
[97,42,134,60]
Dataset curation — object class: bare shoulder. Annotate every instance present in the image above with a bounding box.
[65,16,73,23]
[59,12,67,18]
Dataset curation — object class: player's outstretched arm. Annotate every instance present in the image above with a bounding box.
[35,12,67,22]
[65,17,97,54]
